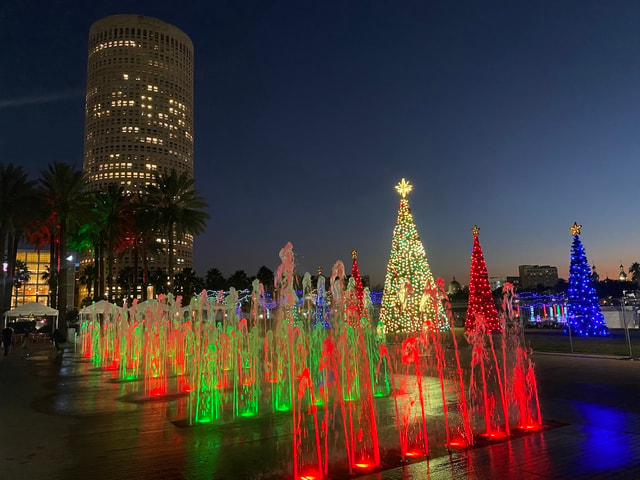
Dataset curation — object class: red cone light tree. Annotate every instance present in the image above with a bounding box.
[465,225,502,333]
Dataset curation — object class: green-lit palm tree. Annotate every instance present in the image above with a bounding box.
[72,186,135,302]
[0,163,38,312]
[143,170,209,290]
[39,162,86,315]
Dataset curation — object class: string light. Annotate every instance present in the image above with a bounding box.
[380,179,448,333]
[465,226,502,333]
[351,249,364,314]
[565,223,609,337]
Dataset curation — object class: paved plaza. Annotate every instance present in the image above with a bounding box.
[1,341,640,479]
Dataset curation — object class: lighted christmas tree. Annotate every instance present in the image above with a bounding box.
[313,266,330,328]
[465,225,502,333]
[350,249,365,315]
[379,179,446,333]
[566,222,609,337]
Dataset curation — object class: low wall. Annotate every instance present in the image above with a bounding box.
[601,306,639,329]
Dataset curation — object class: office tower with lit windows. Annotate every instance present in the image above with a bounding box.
[82,15,195,274]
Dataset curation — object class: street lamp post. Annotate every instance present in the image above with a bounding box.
[622,291,633,360]
[564,300,574,353]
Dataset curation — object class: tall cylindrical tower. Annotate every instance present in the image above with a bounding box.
[83,15,195,276]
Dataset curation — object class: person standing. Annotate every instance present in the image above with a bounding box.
[2,326,14,357]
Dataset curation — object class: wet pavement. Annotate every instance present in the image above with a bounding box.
[2,343,640,479]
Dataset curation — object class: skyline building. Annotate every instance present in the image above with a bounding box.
[82,14,195,285]
[518,264,559,290]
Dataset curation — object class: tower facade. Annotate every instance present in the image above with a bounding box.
[83,15,195,272]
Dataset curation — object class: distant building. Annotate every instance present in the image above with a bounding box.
[489,276,521,291]
[447,277,461,296]
[11,250,50,308]
[619,264,627,281]
[518,265,558,290]
[82,15,195,283]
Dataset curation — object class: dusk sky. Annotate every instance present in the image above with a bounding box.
[1,1,638,286]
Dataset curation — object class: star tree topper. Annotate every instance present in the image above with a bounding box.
[395,178,413,198]
[351,249,358,259]
[570,222,582,236]
[471,225,480,237]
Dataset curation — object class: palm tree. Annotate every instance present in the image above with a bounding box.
[71,186,135,302]
[128,192,163,300]
[91,185,135,301]
[148,268,169,296]
[38,162,86,315]
[205,267,227,291]
[69,222,100,300]
[78,264,97,302]
[256,265,275,293]
[116,266,140,304]
[12,259,31,305]
[228,270,251,290]
[173,267,202,304]
[143,170,209,290]
[629,262,640,288]
[0,163,38,312]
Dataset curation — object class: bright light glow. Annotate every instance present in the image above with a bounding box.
[405,450,422,457]
[447,439,468,448]
[465,231,502,333]
[566,227,609,337]
[380,181,449,333]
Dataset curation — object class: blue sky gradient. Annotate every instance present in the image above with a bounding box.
[1,1,638,285]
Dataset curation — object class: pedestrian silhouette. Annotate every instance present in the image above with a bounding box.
[2,326,14,357]
[52,328,65,352]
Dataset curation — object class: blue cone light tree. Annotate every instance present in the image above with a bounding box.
[565,222,609,337]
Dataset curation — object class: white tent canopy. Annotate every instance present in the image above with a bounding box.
[79,300,121,321]
[79,300,113,315]
[3,302,59,328]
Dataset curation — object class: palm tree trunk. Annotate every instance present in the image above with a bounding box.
[132,240,139,301]
[98,236,106,300]
[93,245,99,301]
[141,240,149,301]
[58,222,68,318]
[107,246,114,302]
[4,233,18,310]
[49,234,57,310]
[168,223,175,293]
[0,228,6,312]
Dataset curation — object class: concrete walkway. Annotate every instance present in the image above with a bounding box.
[2,343,640,479]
